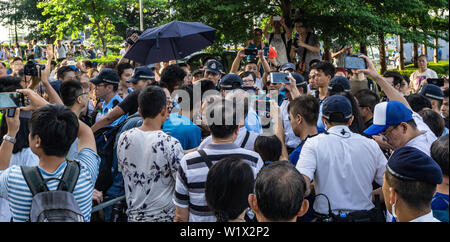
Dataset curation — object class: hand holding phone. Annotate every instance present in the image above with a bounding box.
[270,72,291,84]
[244,48,258,56]
[344,56,366,69]
[427,78,445,87]
[273,16,282,21]
[0,92,25,110]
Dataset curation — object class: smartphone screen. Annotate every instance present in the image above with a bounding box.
[244,49,258,56]
[255,100,271,118]
[344,56,366,69]
[273,16,282,21]
[270,72,291,84]
[427,78,445,87]
[0,92,25,109]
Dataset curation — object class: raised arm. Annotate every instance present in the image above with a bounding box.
[0,108,20,170]
[230,49,246,74]
[357,55,412,110]
[90,105,126,133]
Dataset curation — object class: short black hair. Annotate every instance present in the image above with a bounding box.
[206,98,239,139]
[0,76,22,92]
[431,135,449,176]
[385,170,436,211]
[138,85,167,119]
[254,135,282,162]
[205,157,254,222]
[60,79,84,107]
[309,59,321,69]
[255,161,307,221]
[116,62,133,77]
[57,66,75,80]
[288,95,320,126]
[354,89,380,113]
[418,109,445,137]
[82,60,93,69]
[310,61,335,79]
[240,71,256,82]
[194,79,216,99]
[176,84,194,111]
[29,104,79,157]
[383,71,404,88]
[160,64,186,93]
[406,94,432,113]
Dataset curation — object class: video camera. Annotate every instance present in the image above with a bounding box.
[126,27,143,45]
[23,60,45,76]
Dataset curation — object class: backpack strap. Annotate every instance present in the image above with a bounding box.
[240,130,250,148]
[57,161,80,193]
[21,166,48,196]
[198,150,213,169]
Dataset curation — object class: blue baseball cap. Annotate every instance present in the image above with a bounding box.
[418,84,444,101]
[90,68,119,85]
[329,76,351,92]
[322,95,353,122]
[127,66,155,84]
[387,146,442,185]
[364,101,413,136]
[280,62,296,72]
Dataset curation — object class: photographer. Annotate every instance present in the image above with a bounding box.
[289,19,321,76]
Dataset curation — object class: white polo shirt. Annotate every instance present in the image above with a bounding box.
[297,125,387,215]
[405,111,437,156]
[280,100,301,149]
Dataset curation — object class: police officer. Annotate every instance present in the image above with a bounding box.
[203,60,223,86]
[90,68,127,126]
[126,66,156,91]
[297,95,388,221]
[382,146,443,222]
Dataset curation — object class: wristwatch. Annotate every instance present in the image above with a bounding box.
[3,135,16,144]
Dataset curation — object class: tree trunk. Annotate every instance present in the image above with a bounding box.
[433,37,438,63]
[398,35,405,70]
[421,44,427,57]
[280,0,292,30]
[359,42,367,55]
[378,32,386,74]
[413,42,418,67]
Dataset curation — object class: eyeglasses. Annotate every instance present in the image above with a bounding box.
[379,124,399,141]
[95,84,108,89]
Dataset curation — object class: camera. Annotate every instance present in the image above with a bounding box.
[23,60,45,76]
[126,27,143,45]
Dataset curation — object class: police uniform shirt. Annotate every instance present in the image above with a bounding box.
[297,125,388,215]
[280,100,301,149]
[96,93,127,126]
[411,212,440,222]
[404,111,437,156]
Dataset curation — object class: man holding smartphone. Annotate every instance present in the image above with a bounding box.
[264,16,292,65]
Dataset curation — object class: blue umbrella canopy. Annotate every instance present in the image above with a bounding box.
[124,20,216,65]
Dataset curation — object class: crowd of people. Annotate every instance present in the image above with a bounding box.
[0,16,449,223]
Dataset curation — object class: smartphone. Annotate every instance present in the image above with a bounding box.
[0,92,25,109]
[273,16,282,21]
[427,78,445,87]
[344,56,366,69]
[270,72,291,84]
[244,48,258,56]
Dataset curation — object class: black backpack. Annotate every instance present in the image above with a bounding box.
[21,161,84,222]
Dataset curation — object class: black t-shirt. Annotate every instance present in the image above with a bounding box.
[118,89,141,115]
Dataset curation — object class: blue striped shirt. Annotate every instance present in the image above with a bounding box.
[0,148,100,222]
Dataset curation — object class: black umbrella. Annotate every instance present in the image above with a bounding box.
[124,20,216,65]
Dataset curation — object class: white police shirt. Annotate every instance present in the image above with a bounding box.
[410,212,440,222]
[405,111,437,156]
[297,125,387,215]
[280,100,301,149]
